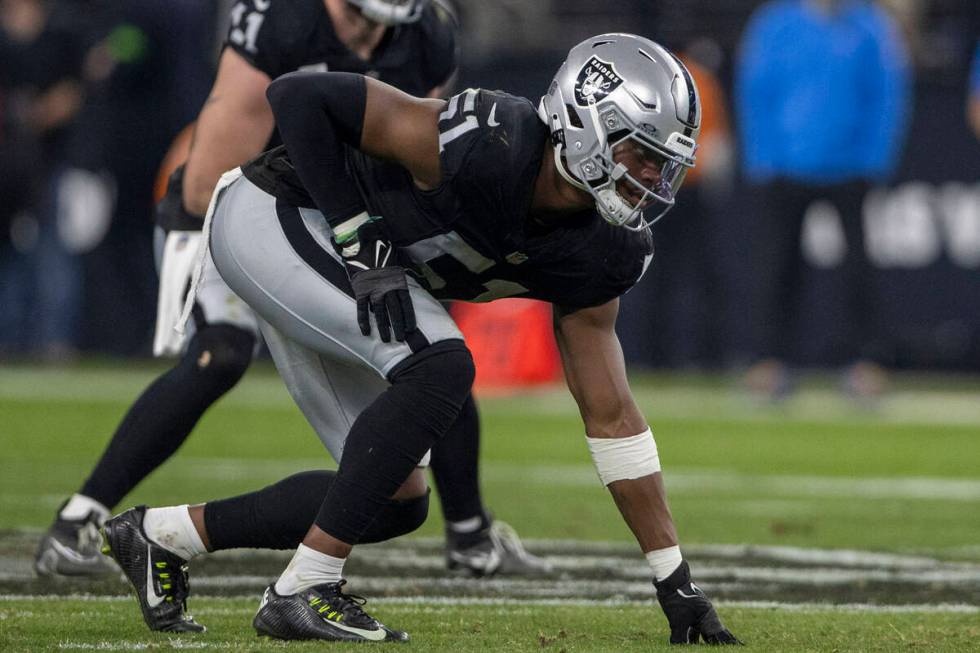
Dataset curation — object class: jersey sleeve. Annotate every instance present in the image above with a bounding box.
[435,88,485,185]
[437,90,544,198]
[417,0,459,92]
[224,0,286,79]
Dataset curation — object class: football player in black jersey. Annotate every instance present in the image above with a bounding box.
[100,33,741,644]
[36,0,549,582]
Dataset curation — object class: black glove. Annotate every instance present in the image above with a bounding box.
[654,561,742,645]
[155,165,204,232]
[334,219,416,343]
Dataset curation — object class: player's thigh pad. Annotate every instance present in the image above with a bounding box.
[259,318,388,462]
[209,176,462,379]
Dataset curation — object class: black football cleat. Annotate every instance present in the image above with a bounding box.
[253,580,408,642]
[655,561,742,645]
[100,506,205,633]
[35,507,117,577]
[447,518,553,577]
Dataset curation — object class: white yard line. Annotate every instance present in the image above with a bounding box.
[4,595,976,616]
[682,543,976,569]
[373,597,980,614]
[57,642,230,651]
[4,561,977,588]
[6,534,980,571]
[350,540,980,571]
[5,564,966,592]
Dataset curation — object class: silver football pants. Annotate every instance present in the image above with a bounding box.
[207,175,463,460]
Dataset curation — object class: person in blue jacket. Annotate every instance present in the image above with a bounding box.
[735,0,911,400]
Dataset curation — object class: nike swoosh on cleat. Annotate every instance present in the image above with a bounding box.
[676,583,701,599]
[145,545,166,608]
[254,588,271,621]
[324,618,387,641]
[449,549,502,573]
[487,103,500,127]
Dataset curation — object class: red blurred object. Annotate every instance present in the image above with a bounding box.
[450,299,562,394]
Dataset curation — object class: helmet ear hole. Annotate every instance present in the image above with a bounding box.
[607,128,630,143]
[565,104,583,129]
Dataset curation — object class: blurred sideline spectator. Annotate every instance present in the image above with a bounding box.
[0,0,87,359]
[0,0,211,360]
[74,0,214,355]
[735,0,911,401]
[969,41,980,140]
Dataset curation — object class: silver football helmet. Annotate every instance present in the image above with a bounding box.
[539,34,701,230]
[346,0,427,25]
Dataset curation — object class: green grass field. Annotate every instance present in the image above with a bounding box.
[1,362,979,652]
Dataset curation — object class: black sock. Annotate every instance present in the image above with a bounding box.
[203,470,429,550]
[316,341,475,544]
[79,325,253,508]
[429,393,485,523]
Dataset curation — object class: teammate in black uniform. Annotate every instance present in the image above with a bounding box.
[36,0,547,581]
[101,33,741,644]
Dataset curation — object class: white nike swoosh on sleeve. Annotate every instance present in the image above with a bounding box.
[487,103,500,127]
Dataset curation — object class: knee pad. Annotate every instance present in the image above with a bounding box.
[389,340,475,407]
[184,324,254,389]
[360,490,430,544]
[316,342,471,544]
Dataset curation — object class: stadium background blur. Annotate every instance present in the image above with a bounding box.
[2,4,980,650]
[0,0,978,373]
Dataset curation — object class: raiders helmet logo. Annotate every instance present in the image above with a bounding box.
[574,56,624,107]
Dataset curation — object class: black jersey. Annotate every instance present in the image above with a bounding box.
[243,89,653,309]
[349,89,653,309]
[225,0,456,97]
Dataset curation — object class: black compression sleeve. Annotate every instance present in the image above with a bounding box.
[266,71,368,224]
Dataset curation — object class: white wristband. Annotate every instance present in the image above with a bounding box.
[586,427,661,486]
[646,544,683,581]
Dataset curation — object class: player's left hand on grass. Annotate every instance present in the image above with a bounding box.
[334,219,417,343]
[654,560,743,645]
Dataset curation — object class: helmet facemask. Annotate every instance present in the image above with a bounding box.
[347,0,427,26]
[581,103,695,231]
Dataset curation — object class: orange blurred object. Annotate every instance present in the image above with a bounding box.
[153,122,195,204]
[450,299,562,394]
[677,56,730,186]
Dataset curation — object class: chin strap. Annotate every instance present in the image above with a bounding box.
[553,146,588,192]
[539,97,590,193]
